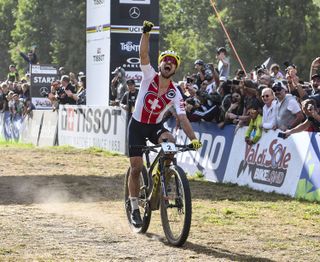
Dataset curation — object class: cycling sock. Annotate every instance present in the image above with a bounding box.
[130,197,139,210]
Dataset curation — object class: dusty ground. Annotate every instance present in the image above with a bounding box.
[0,146,319,261]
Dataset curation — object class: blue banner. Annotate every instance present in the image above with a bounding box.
[3,112,23,141]
[296,132,320,201]
[165,119,235,182]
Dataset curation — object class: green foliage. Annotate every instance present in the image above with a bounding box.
[1,1,320,81]
[0,0,18,80]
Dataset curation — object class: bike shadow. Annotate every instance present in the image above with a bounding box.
[145,232,274,261]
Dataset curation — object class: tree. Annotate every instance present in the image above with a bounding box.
[0,0,18,80]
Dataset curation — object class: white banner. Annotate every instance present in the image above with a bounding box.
[87,0,110,27]
[86,31,111,106]
[58,105,127,153]
[119,0,150,4]
[223,128,310,196]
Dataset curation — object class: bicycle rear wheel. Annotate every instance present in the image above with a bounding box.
[124,166,152,233]
[160,166,192,246]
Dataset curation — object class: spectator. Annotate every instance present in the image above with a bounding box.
[216,47,230,80]
[120,79,139,124]
[223,90,244,127]
[58,67,66,78]
[65,76,86,105]
[284,99,320,136]
[269,63,284,80]
[20,83,31,100]
[17,46,38,73]
[261,87,277,131]
[273,81,304,131]
[1,83,9,111]
[110,66,127,106]
[56,75,77,105]
[48,80,61,111]
[7,65,19,82]
[245,104,263,145]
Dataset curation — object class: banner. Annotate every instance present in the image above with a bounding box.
[3,112,23,141]
[58,105,127,153]
[30,64,58,109]
[0,112,5,139]
[223,128,310,196]
[296,132,320,201]
[20,111,44,145]
[38,110,58,147]
[165,119,235,182]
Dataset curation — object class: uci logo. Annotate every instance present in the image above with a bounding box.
[129,7,140,19]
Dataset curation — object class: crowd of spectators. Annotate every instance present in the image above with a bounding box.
[0,46,87,117]
[170,49,320,143]
[111,47,320,143]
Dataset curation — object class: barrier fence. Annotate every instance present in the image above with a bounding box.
[0,106,319,202]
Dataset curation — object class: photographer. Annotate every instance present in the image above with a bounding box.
[185,83,221,122]
[49,76,76,107]
[194,59,219,89]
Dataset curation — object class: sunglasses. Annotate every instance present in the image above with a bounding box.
[261,94,271,98]
[161,56,178,66]
[272,87,283,92]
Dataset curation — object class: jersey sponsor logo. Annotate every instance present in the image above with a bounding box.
[143,92,166,114]
[166,89,176,99]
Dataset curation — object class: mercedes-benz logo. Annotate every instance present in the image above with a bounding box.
[39,86,49,96]
[129,7,140,19]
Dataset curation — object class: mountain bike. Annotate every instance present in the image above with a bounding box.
[124,140,194,246]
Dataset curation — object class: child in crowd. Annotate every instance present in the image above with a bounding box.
[245,104,263,145]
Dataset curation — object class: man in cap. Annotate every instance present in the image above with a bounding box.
[127,20,202,227]
[273,81,304,131]
[120,79,139,124]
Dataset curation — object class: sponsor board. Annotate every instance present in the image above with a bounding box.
[223,128,310,196]
[87,0,111,27]
[296,132,320,201]
[20,111,44,145]
[30,64,58,109]
[0,112,5,139]
[3,112,23,141]
[165,119,235,182]
[58,105,127,153]
[86,31,111,105]
[125,71,143,84]
[119,0,150,4]
[111,1,158,26]
[38,110,58,147]
[110,33,159,77]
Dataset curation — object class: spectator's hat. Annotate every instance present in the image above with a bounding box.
[216,47,227,54]
[272,81,287,91]
[126,79,135,85]
[194,59,204,66]
[12,93,18,98]
[9,64,16,68]
[311,73,320,80]
[59,67,65,72]
[78,71,85,76]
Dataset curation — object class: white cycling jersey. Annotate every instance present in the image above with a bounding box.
[132,64,185,124]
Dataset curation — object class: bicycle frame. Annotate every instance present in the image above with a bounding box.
[142,142,184,210]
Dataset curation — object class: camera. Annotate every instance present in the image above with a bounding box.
[277,132,286,139]
[186,77,193,84]
[56,87,65,96]
[232,79,240,85]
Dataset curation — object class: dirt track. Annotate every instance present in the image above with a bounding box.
[0,146,319,261]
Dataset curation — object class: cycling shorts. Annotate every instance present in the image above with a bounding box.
[128,117,169,157]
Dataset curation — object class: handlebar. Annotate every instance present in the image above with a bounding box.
[130,143,195,154]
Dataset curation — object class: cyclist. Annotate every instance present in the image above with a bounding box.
[127,20,202,227]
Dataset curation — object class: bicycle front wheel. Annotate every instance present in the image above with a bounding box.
[124,166,152,233]
[160,166,192,246]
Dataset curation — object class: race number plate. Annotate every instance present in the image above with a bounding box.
[161,142,177,154]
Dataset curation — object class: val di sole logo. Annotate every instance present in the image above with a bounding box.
[129,6,140,19]
[120,41,139,52]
